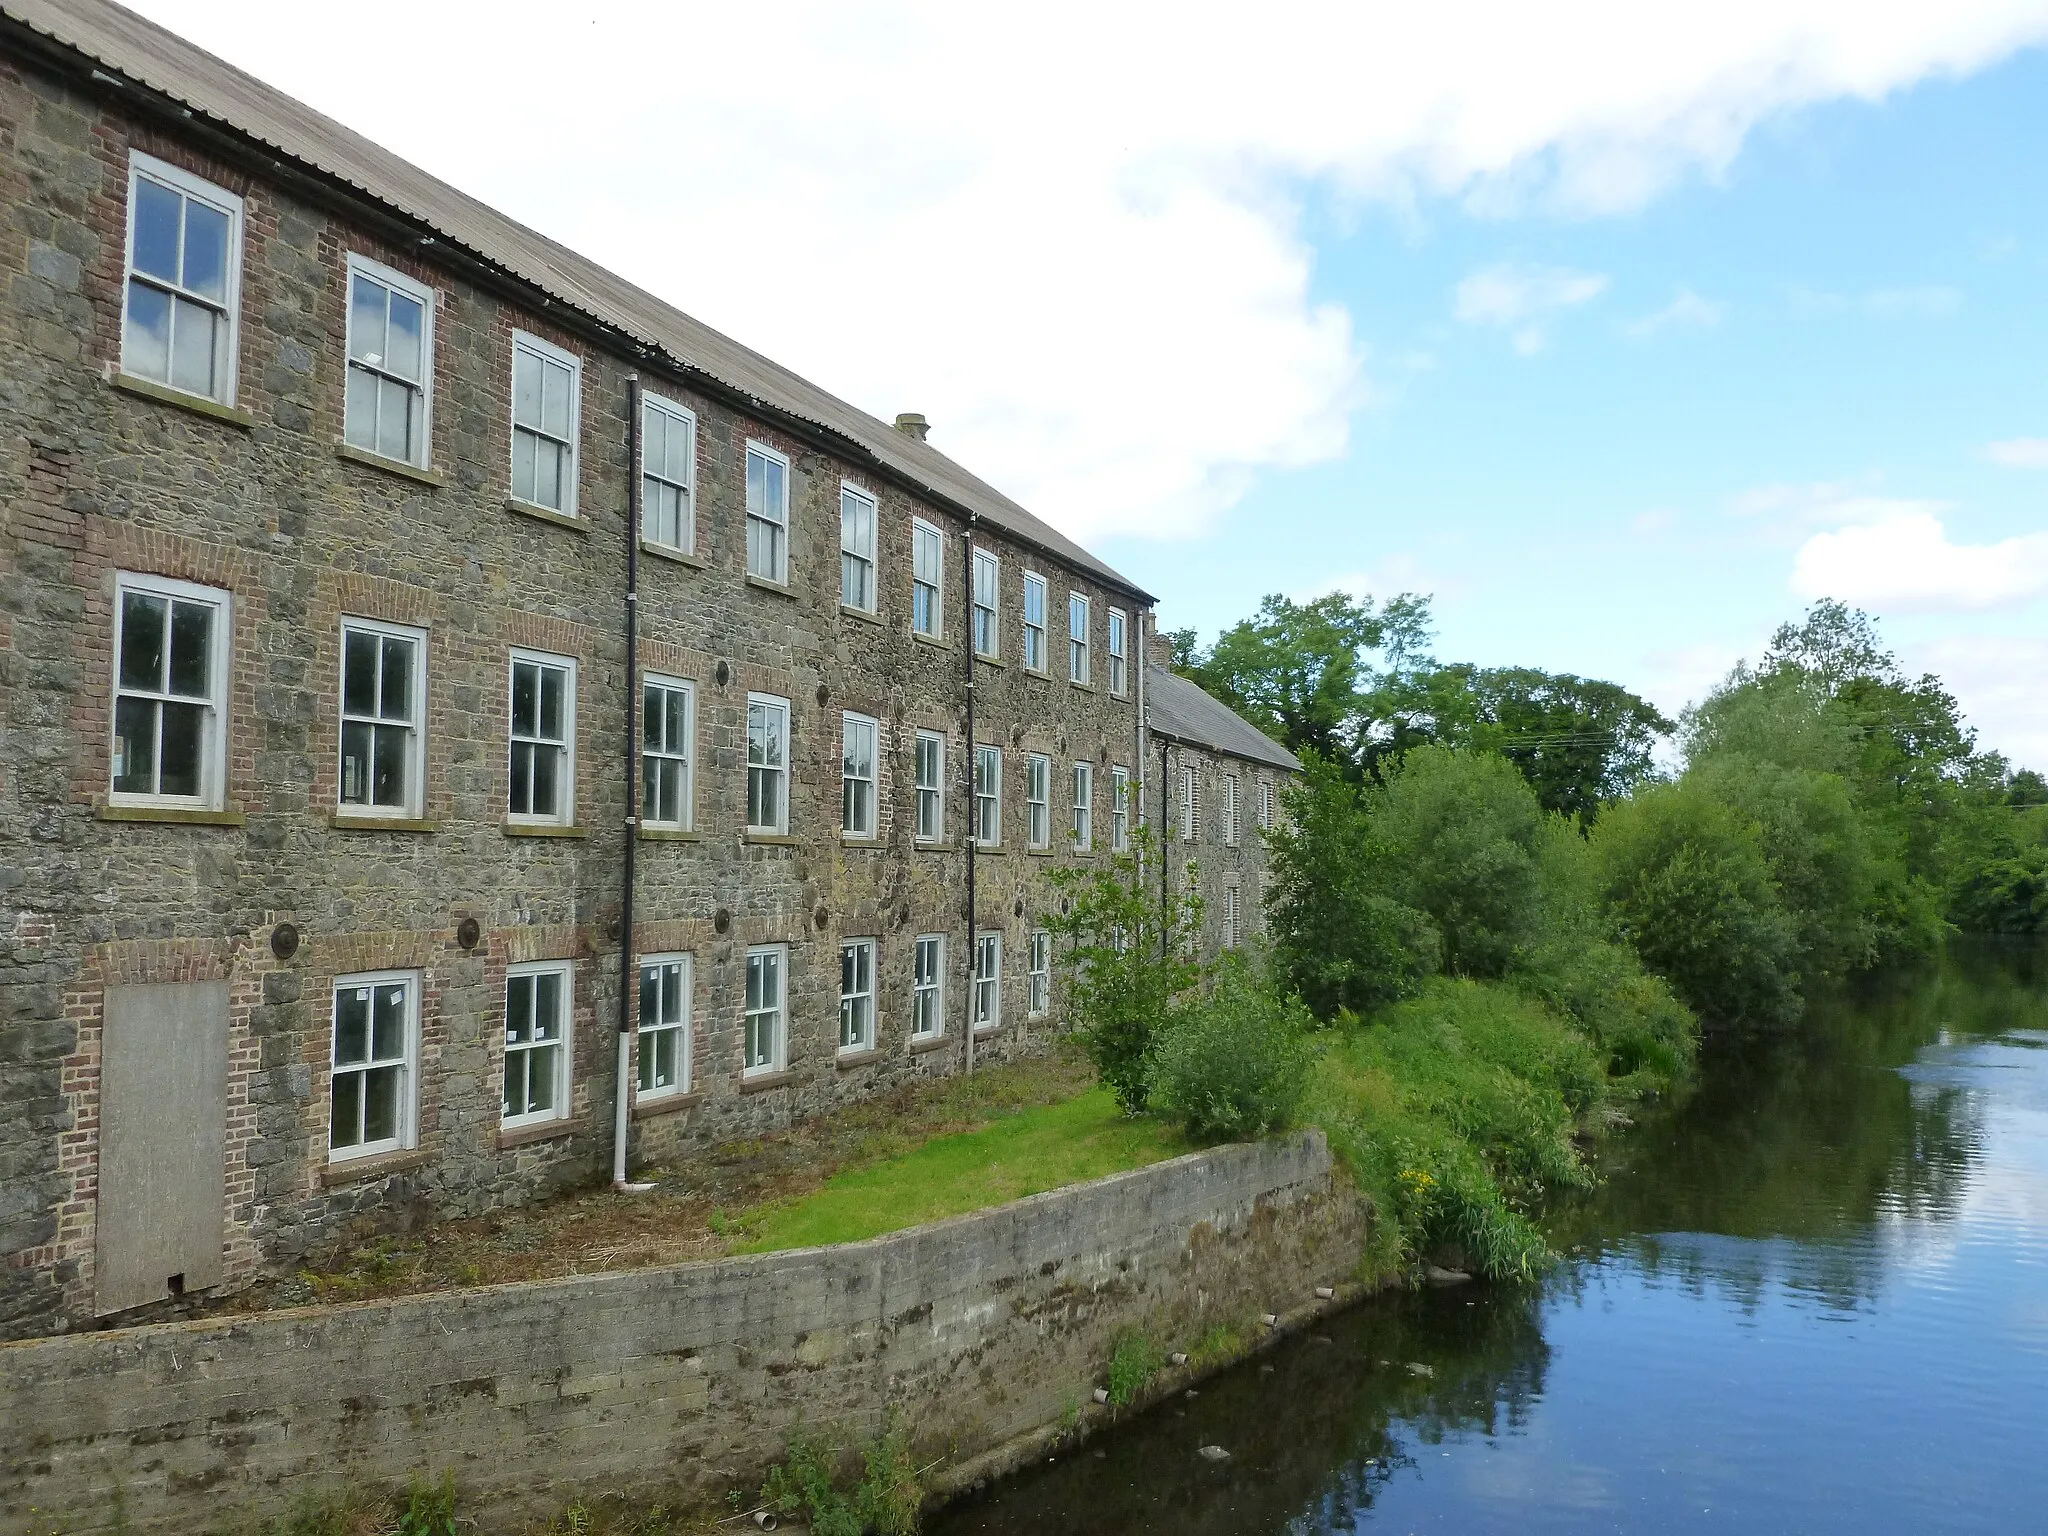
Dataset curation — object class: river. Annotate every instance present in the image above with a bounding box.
[930,940,2048,1535]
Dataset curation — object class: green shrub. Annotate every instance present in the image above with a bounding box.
[1148,955,1315,1141]
[1048,828,1204,1113]
[1592,781,1802,1027]
[395,1475,458,1536]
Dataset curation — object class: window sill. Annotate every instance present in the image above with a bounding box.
[739,1069,795,1094]
[974,1022,1006,1039]
[973,842,1005,855]
[504,821,588,838]
[974,651,1005,669]
[914,838,957,853]
[910,631,953,653]
[1022,665,1052,680]
[907,1034,951,1056]
[835,1048,883,1070]
[632,1090,702,1121]
[331,812,439,833]
[336,440,444,487]
[506,497,588,533]
[321,1147,433,1186]
[497,1115,584,1151]
[1070,680,1096,693]
[840,604,885,627]
[107,368,254,428]
[744,832,799,847]
[1025,845,1053,857]
[641,539,704,568]
[96,803,246,826]
[841,836,885,850]
[745,573,796,599]
[639,826,702,842]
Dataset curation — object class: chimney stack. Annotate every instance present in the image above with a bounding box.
[894,412,930,442]
[1147,629,1176,669]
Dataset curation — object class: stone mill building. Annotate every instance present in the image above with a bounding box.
[0,0,1300,1341]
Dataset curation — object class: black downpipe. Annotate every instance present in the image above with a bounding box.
[613,377,643,1185]
[1160,737,1171,954]
[963,519,978,1075]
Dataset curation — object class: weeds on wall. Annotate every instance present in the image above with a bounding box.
[758,1417,922,1536]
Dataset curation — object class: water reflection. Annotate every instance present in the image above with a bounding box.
[934,941,2048,1535]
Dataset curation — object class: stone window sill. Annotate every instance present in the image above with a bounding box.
[840,603,885,627]
[973,842,1006,855]
[910,630,953,653]
[835,1048,883,1070]
[96,803,246,826]
[975,651,1005,669]
[914,838,957,853]
[505,821,588,838]
[321,1147,434,1186]
[1022,666,1052,680]
[907,1034,952,1056]
[1070,680,1096,694]
[331,812,439,833]
[497,1115,585,1151]
[336,440,444,487]
[841,836,884,850]
[107,368,254,428]
[639,826,702,842]
[745,832,799,846]
[746,573,797,599]
[1025,845,1053,857]
[739,1069,795,1094]
[641,539,704,568]
[974,1022,1006,1039]
[506,497,589,533]
[633,1090,703,1121]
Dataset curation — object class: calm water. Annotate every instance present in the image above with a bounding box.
[931,941,2048,1535]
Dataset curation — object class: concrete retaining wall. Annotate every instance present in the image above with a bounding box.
[0,1131,1368,1534]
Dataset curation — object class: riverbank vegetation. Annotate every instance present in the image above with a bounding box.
[1067,592,2046,1281]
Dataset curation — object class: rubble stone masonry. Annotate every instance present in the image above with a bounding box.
[0,49,1151,1340]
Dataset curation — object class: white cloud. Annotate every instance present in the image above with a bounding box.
[1793,285,1965,317]
[126,0,2048,541]
[1908,634,2048,767]
[1454,264,1610,353]
[1297,555,1445,603]
[1791,510,2048,612]
[1631,507,1682,534]
[1625,287,1725,337]
[1986,437,2048,468]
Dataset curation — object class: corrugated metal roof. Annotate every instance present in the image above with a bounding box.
[5,0,1152,602]
[1146,666,1300,771]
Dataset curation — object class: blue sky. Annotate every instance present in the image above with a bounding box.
[1102,49,2048,764]
[137,2,2048,766]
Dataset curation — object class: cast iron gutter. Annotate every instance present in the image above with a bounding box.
[0,11,1158,610]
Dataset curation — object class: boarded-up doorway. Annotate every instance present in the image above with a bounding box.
[95,981,229,1315]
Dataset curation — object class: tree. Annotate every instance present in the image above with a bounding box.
[1423,666,1673,823]
[1046,828,1204,1112]
[1172,593,1669,815]
[1175,591,1431,772]
[1265,752,1438,1019]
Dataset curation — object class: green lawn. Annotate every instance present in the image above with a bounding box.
[734,1086,1189,1252]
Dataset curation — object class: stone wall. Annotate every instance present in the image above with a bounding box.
[0,1131,1369,1535]
[0,40,1150,1339]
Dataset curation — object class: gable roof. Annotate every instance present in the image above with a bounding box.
[3,0,1153,603]
[1146,666,1300,772]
